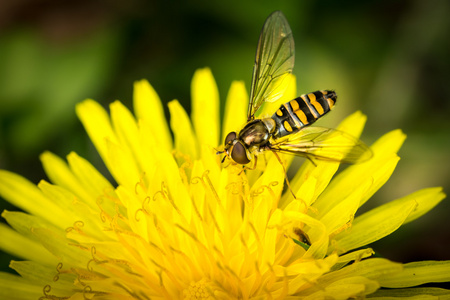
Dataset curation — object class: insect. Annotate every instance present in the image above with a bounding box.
[218,11,372,173]
[293,227,312,249]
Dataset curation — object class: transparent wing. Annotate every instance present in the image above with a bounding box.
[269,127,373,164]
[248,11,295,121]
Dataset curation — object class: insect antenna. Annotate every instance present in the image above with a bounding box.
[214,147,224,155]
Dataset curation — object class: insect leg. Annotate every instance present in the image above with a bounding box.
[269,148,296,199]
[305,156,317,167]
[238,156,258,175]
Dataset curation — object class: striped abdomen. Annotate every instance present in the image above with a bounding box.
[271,90,337,138]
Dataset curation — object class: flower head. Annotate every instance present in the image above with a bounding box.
[0,68,449,299]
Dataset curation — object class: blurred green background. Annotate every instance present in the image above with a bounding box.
[1,0,449,275]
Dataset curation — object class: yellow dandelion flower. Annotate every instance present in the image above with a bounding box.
[0,68,449,299]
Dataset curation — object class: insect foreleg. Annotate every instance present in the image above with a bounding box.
[238,156,258,175]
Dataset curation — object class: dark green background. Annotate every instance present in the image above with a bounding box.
[1,0,449,275]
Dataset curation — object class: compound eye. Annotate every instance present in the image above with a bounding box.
[231,142,250,164]
[224,132,237,145]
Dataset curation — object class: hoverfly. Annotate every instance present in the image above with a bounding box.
[218,11,371,174]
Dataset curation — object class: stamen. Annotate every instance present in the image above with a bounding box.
[225,179,247,198]
[82,286,93,300]
[174,224,218,271]
[149,258,184,291]
[179,161,192,185]
[190,176,201,185]
[202,170,221,205]
[329,216,353,238]
[114,281,150,300]
[53,262,63,282]
[65,221,84,234]
[191,171,224,231]
[225,182,241,195]
[135,178,145,195]
[192,171,220,203]
[190,196,203,222]
[207,204,222,234]
[135,196,152,221]
[87,246,107,272]
[250,181,278,201]
[169,246,199,277]
[248,222,264,259]
[96,197,110,223]
[279,269,289,299]
[155,182,187,221]
[134,209,145,222]
[175,224,199,243]
[40,285,52,300]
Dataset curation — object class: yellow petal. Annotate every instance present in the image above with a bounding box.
[32,227,90,264]
[320,179,372,236]
[0,272,42,300]
[0,170,66,228]
[333,195,417,253]
[105,138,141,189]
[314,129,406,218]
[369,287,450,298]
[250,155,284,204]
[0,223,53,264]
[332,187,445,255]
[304,276,379,300]
[320,257,402,282]
[281,160,339,208]
[2,210,50,241]
[222,80,248,142]
[159,152,193,224]
[218,167,244,236]
[66,152,114,200]
[133,79,172,151]
[37,181,80,219]
[137,118,161,171]
[191,68,220,147]
[168,99,198,160]
[286,254,338,294]
[111,100,144,170]
[336,110,367,139]
[402,187,446,224]
[281,111,367,207]
[199,143,221,189]
[332,248,375,271]
[75,99,117,168]
[379,260,450,288]
[10,261,57,284]
[40,151,97,207]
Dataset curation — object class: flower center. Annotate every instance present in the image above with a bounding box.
[183,278,214,299]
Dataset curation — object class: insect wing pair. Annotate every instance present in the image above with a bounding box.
[220,11,372,167]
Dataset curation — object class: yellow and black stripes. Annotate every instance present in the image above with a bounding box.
[271,90,337,138]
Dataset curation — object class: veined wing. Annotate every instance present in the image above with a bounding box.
[269,127,373,164]
[248,11,295,121]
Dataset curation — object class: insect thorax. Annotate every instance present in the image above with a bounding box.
[238,119,276,148]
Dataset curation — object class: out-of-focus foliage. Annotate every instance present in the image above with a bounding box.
[0,0,449,274]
